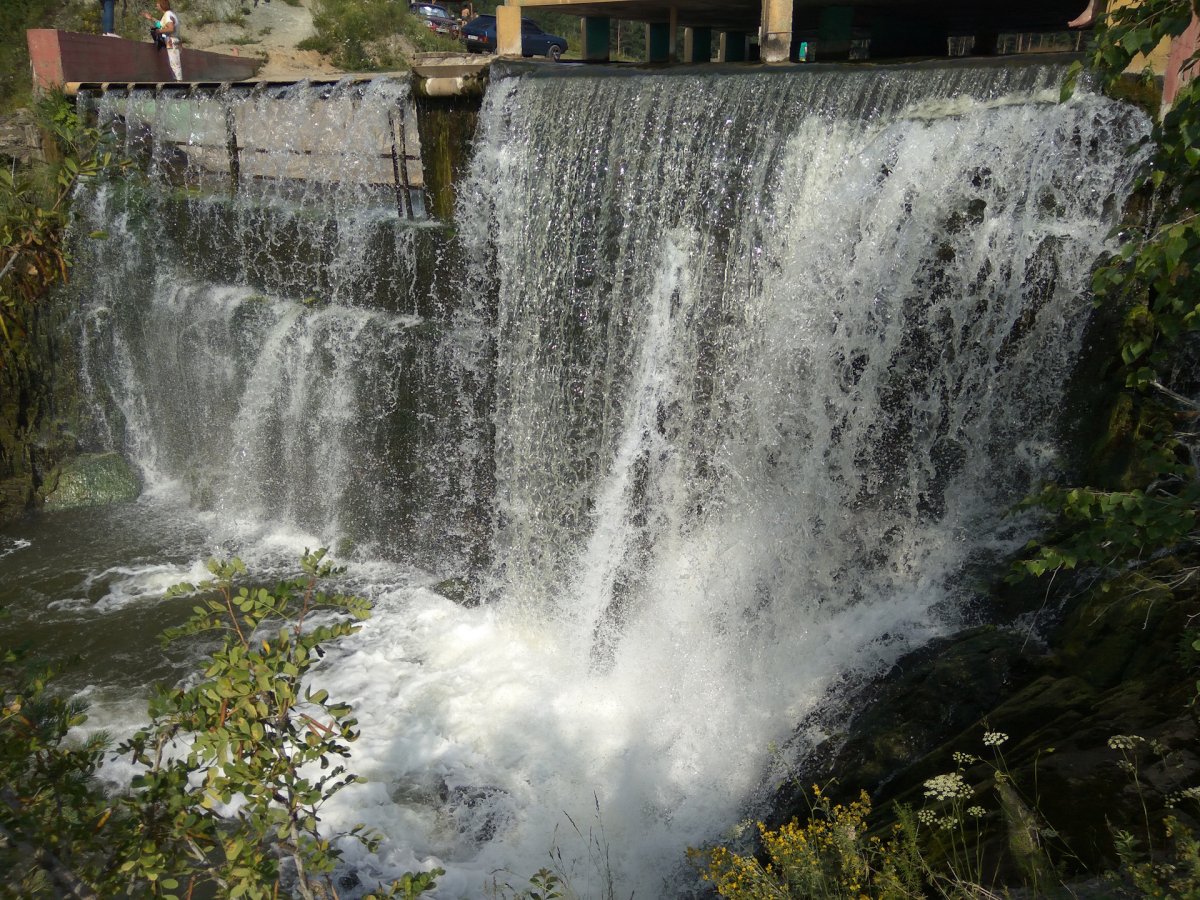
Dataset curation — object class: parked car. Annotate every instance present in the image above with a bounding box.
[461,14,568,60]
[410,3,461,39]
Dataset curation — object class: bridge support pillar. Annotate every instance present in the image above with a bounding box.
[760,0,793,62]
[583,16,610,61]
[647,10,677,63]
[683,26,712,62]
[497,4,522,57]
[718,30,749,61]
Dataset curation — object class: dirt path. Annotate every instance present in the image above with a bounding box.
[188,0,341,79]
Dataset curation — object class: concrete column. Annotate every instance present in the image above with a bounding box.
[683,26,712,63]
[718,31,749,62]
[582,15,610,62]
[760,0,793,62]
[497,4,522,57]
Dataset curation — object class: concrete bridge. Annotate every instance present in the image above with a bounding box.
[496,0,1090,62]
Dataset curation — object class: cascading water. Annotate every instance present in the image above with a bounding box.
[73,78,487,570]
[3,60,1150,896]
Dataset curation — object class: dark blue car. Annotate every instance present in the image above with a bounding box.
[461,14,568,60]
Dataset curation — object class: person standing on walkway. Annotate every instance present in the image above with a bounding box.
[100,0,118,36]
[142,0,182,81]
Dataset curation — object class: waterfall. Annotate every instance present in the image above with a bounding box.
[64,62,1149,895]
[465,60,1145,676]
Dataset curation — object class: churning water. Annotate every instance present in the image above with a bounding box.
[1,61,1149,895]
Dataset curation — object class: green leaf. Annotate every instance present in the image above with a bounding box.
[1060,60,1083,102]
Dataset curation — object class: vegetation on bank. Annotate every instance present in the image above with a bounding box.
[1017,0,1200,588]
[300,0,457,71]
[0,96,114,369]
[0,94,119,519]
[0,0,92,113]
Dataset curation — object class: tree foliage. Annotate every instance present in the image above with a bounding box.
[0,0,71,112]
[0,650,115,897]
[0,92,126,520]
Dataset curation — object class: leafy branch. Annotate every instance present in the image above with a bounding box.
[0,551,443,898]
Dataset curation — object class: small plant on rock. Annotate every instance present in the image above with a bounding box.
[689,785,924,899]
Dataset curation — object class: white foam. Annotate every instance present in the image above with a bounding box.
[0,537,31,559]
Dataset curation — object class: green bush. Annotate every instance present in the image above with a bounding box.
[0,549,443,898]
[301,0,416,70]
[2,93,119,373]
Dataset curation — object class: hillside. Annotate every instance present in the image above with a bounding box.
[182,0,341,79]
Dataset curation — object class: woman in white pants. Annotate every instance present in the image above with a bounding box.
[142,0,183,81]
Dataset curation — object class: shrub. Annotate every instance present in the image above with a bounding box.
[301,0,413,70]
[0,550,443,898]
[690,787,924,899]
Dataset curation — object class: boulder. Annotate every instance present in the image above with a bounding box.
[43,452,141,509]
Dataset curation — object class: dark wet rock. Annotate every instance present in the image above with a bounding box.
[768,556,1200,883]
[434,576,480,607]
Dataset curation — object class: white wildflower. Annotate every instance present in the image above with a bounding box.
[953,751,978,766]
[917,809,937,825]
[938,816,960,831]
[982,732,1008,747]
[967,806,985,818]
[1108,735,1145,751]
[924,773,973,801]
